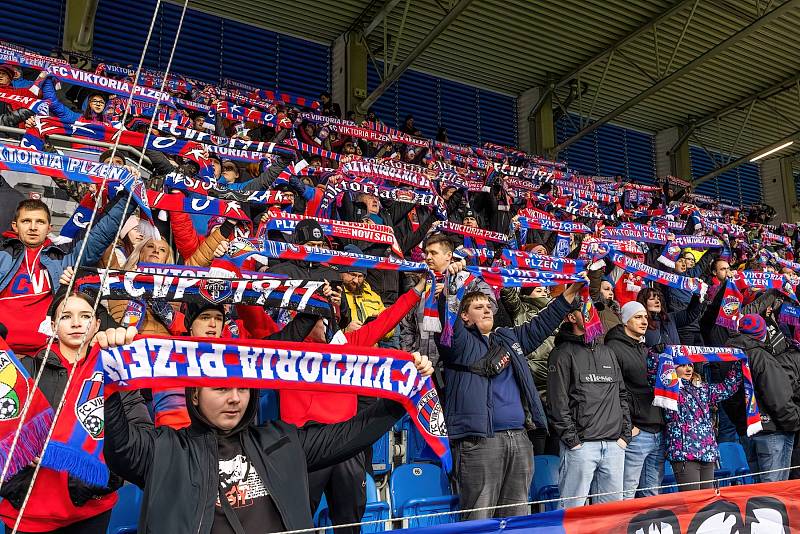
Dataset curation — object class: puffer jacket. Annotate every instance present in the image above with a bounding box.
[500,288,554,402]
[547,330,632,448]
[664,364,740,462]
[605,324,664,434]
[724,333,800,434]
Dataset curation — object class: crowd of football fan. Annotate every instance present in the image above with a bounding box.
[0,42,798,534]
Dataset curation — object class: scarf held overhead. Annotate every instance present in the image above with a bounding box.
[259,240,428,272]
[605,248,707,298]
[76,272,331,316]
[100,336,451,471]
[653,345,762,437]
[262,213,405,258]
[0,144,152,219]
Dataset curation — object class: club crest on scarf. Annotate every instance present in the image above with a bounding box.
[659,360,679,389]
[554,234,570,258]
[416,389,447,438]
[199,278,234,304]
[75,372,104,440]
[0,351,24,420]
[721,294,741,319]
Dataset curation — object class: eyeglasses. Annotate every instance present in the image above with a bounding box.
[89,99,106,105]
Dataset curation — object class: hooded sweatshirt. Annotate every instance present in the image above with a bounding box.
[604,324,664,434]
[185,388,285,534]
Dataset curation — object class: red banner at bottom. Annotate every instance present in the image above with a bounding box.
[397,479,800,533]
[563,479,797,533]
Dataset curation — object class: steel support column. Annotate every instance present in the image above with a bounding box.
[356,0,476,114]
[62,0,99,65]
[554,0,798,153]
[670,126,692,178]
[528,82,555,155]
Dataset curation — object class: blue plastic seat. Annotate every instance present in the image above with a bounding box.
[718,442,753,485]
[530,455,560,511]
[396,415,438,465]
[257,389,279,424]
[389,463,458,528]
[316,474,389,533]
[371,432,392,475]
[107,483,142,534]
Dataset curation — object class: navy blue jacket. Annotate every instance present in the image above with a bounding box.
[436,294,573,439]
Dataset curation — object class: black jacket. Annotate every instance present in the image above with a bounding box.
[725,333,800,434]
[0,348,151,510]
[0,107,33,127]
[547,329,632,448]
[104,387,405,534]
[604,324,664,434]
[0,174,24,231]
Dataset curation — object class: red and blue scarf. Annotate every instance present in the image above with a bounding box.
[653,345,762,437]
[37,347,110,487]
[101,336,451,471]
[0,342,54,483]
[0,143,151,219]
[46,63,175,108]
[262,212,405,258]
[605,248,707,298]
[0,88,49,115]
[258,239,427,272]
[76,272,331,317]
[500,249,586,272]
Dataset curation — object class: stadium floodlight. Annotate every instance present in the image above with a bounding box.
[749,140,794,162]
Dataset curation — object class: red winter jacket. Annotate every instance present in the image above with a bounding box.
[279,287,422,426]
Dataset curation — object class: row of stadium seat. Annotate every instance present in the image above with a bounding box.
[107,434,755,533]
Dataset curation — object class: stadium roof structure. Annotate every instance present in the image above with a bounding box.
[174,1,800,178]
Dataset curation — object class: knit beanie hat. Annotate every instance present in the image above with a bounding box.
[120,215,141,240]
[342,244,367,274]
[739,314,767,342]
[183,302,226,332]
[294,219,325,245]
[620,301,647,325]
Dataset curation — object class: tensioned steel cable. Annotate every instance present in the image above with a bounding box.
[6,1,191,531]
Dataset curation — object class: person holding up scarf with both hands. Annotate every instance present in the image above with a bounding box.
[0,289,151,534]
[438,272,585,521]
[655,348,742,492]
[103,340,433,534]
